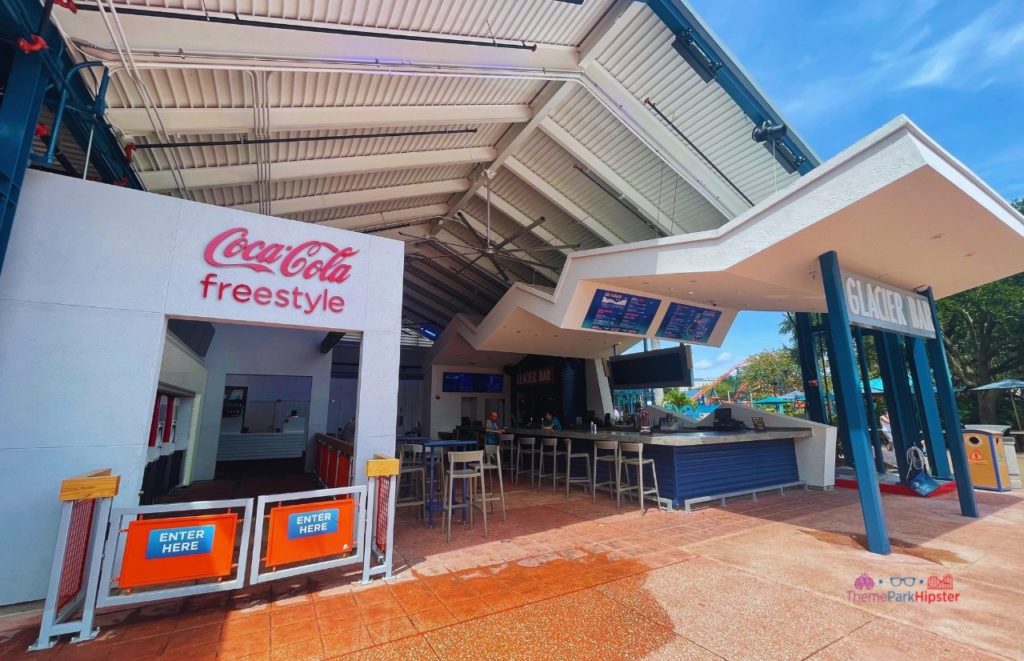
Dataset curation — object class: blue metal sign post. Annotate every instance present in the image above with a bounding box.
[795,312,827,425]
[853,327,885,473]
[921,287,978,517]
[819,251,891,554]
[907,336,951,478]
[875,332,916,478]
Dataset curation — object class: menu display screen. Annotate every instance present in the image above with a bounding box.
[656,302,722,343]
[581,289,661,335]
[442,372,503,393]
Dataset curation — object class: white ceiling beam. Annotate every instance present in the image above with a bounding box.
[472,186,572,256]
[319,203,448,232]
[581,63,750,219]
[67,9,578,79]
[109,106,532,137]
[141,147,495,192]
[503,157,622,246]
[448,81,577,215]
[538,116,673,235]
[232,178,468,215]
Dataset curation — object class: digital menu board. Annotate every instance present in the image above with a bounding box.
[656,302,722,343]
[581,289,661,335]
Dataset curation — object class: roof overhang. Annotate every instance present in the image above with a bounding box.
[430,116,1024,359]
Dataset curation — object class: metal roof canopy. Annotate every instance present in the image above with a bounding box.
[51,0,813,334]
[431,117,1024,359]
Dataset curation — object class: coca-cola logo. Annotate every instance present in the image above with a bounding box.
[204,227,357,284]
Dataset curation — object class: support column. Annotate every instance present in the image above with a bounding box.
[822,314,855,465]
[854,327,885,473]
[819,251,890,554]
[0,46,50,276]
[922,288,978,517]
[795,312,827,424]
[907,336,951,478]
[354,330,401,487]
[875,332,917,478]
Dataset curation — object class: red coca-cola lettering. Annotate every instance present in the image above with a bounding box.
[204,227,357,283]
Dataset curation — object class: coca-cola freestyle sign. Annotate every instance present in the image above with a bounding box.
[199,227,358,315]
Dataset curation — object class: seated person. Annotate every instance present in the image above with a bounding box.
[541,410,562,431]
[340,417,355,442]
[484,410,504,445]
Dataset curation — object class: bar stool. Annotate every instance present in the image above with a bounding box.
[514,437,539,486]
[499,434,516,479]
[592,441,620,505]
[481,444,507,520]
[618,442,661,514]
[442,450,487,542]
[397,443,425,519]
[537,437,563,493]
[562,438,592,497]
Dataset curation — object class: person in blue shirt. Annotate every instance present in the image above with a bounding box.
[541,411,562,431]
[484,410,503,445]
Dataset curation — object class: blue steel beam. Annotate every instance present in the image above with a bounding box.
[819,251,890,554]
[1,0,138,188]
[0,38,51,277]
[875,332,916,479]
[794,312,827,424]
[854,327,885,473]
[822,314,855,465]
[922,287,978,517]
[907,336,951,478]
[644,0,817,175]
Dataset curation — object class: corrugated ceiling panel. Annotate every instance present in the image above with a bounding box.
[269,163,469,201]
[167,162,467,207]
[129,123,508,172]
[286,194,450,224]
[489,168,606,250]
[551,86,726,234]
[514,132,655,244]
[107,68,544,109]
[597,5,800,205]
[115,0,614,46]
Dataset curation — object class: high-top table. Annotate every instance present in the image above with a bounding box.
[422,439,478,528]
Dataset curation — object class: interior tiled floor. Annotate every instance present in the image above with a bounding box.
[2,477,1023,660]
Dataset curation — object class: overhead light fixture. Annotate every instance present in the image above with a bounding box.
[672,27,722,82]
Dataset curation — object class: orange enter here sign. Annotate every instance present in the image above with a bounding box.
[265,499,355,568]
[118,513,238,589]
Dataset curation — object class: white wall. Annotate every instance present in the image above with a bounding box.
[158,332,208,483]
[584,359,613,421]
[427,365,510,438]
[0,171,403,605]
[193,324,332,480]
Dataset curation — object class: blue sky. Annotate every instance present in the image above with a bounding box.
[680,0,1024,378]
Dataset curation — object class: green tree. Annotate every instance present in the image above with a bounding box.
[739,349,803,401]
[936,198,1024,423]
[663,388,693,409]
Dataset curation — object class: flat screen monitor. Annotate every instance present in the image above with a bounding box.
[442,372,504,393]
[607,346,693,390]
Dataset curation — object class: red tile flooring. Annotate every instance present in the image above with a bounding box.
[2,479,1023,659]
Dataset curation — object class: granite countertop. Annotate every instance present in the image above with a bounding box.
[505,427,812,447]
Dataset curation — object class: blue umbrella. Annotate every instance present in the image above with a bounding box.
[971,379,1024,429]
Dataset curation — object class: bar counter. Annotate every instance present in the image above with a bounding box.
[506,426,819,509]
[507,427,811,446]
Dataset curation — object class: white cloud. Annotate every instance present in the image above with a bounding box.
[694,359,714,370]
[715,352,734,364]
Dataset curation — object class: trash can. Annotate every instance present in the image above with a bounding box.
[963,429,1011,491]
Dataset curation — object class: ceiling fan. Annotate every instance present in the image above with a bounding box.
[400,169,579,282]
